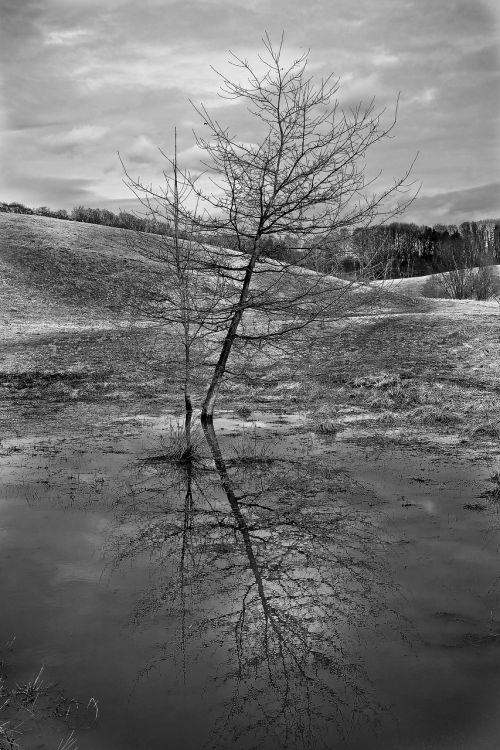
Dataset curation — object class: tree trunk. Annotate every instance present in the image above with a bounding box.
[201,247,260,421]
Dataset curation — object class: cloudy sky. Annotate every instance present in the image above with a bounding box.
[1,0,499,226]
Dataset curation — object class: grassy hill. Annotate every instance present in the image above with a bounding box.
[1,211,499,437]
[377,267,500,297]
[0,212,162,326]
[0,211,427,341]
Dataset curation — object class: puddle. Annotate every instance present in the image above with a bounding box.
[0,415,499,749]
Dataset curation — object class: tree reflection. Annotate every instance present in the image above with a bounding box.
[108,423,395,749]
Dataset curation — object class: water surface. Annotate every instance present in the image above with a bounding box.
[1,416,499,749]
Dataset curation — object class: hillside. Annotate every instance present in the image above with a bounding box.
[377,267,500,297]
[0,212,163,329]
[0,212,426,338]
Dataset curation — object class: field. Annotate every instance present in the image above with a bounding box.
[1,212,500,749]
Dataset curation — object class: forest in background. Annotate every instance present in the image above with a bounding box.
[1,199,499,281]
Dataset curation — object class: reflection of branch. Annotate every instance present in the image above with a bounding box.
[202,421,276,624]
[179,451,194,686]
[201,420,388,749]
[106,425,394,749]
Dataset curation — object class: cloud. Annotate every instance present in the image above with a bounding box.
[402,182,500,225]
[372,49,399,67]
[44,28,90,45]
[407,88,437,106]
[124,134,160,165]
[1,174,98,209]
[42,125,109,153]
[1,0,498,225]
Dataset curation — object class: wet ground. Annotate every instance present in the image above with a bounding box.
[2,211,500,748]
[1,403,499,749]
[1,235,500,749]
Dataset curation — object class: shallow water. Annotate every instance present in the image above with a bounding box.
[1,417,499,749]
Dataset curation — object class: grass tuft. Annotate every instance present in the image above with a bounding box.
[351,372,441,411]
[483,471,500,502]
[230,429,273,465]
[352,372,402,390]
[15,666,46,711]
[0,644,92,750]
[146,423,204,465]
[311,406,339,434]
[235,405,253,421]
[57,731,78,750]
[0,718,20,750]
[408,405,463,427]
[463,420,500,441]
[315,419,338,435]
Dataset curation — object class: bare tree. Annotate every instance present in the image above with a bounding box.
[425,234,500,300]
[120,131,240,444]
[124,34,415,421]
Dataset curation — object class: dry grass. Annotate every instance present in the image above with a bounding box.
[230,428,275,465]
[407,405,463,427]
[143,424,204,465]
[0,212,157,322]
[482,471,500,503]
[463,419,500,441]
[0,717,20,750]
[352,374,441,410]
[0,643,95,750]
[57,731,78,750]
[2,212,500,453]
[310,405,339,434]
[374,265,500,300]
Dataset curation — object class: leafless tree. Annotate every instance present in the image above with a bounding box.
[425,237,500,300]
[124,34,415,420]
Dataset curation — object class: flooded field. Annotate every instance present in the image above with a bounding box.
[1,398,499,749]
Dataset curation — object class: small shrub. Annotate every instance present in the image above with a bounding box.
[311,405,339,434]
[409,405,463,427]
[472,266,500,301]
[366,380,439,410]
[230,429,273,465]
[352,372,442,411]
[147,423,204,464]
[43,381,79,400]
[314,418,338,435]
[422,267,500,301]
[15,666,46,707]
[0,720,20,750]
[422,275,450,299]
[482,471,500,502]
[463,419,500,441]
[366,392,395,410]
[463,502,486,512]
[352,372,401,389]
[235,405,253,420]
[376,410,402,425]
[472,423,500,439]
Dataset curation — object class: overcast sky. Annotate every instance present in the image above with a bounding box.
[1,0,499,226]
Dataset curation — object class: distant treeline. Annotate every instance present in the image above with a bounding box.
[0,201,172,235]
[348,221,500,278]
[1,200,499,279]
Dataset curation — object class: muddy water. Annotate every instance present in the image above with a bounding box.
[1,415,499,749]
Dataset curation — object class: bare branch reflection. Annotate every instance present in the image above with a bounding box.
[107,423,397,749]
